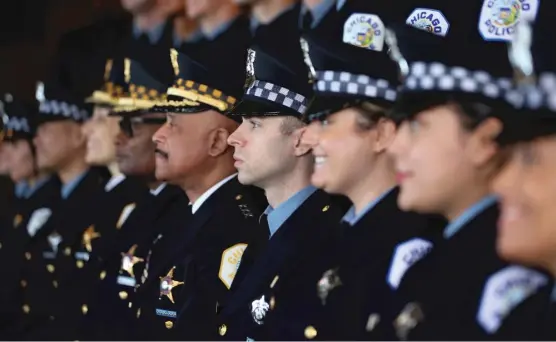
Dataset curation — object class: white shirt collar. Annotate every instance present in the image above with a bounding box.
[191,173,237,214]
[150,183,167,196]
[104,174,126,192]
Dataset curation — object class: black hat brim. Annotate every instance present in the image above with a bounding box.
[228,97,301,118]
[497,110,556,145]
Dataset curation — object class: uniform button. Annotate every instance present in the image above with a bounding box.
[270,275,279,288]
[128,302,132,308]
[165,321,173,329]
[0,242,3,249]
[52,280,58,288]
[322,205,330,212]
[99,270,106,280]
[304,326,317,340]
[235,194,242,200]
[366,313,380,332]
[47,264,55,273]
[270,296,276,310]
[25,252,31,260]
[219,324,227,336]
[64,247,71,256]
[119,291,128,300]
[81,304,88,315]
[22,304,30,314]
[20,280,27,288]
[136,308,141,318]
[76,260,84,269]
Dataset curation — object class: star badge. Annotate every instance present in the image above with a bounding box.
[120,244,144,278]
[159,266,184,304]
[82,225,101,252]
[317,268,342,305]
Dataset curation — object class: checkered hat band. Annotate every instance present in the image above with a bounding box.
[39,99,89,121]
[315,71,398,102]
[518,72,556,112]
[174,78,236,105]
[246,80,309,114]
[5,117,30,133]
[404,61,514,101]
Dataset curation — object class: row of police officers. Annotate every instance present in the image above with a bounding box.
[1,0,556,340]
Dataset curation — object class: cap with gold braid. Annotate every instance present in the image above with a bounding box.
[85,58,127,107]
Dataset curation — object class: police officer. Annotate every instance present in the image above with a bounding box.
[383,0,553,339]
[0,94,60,337]
[491,1,556,339]
[216,0,348,339]
[76,44,188,340]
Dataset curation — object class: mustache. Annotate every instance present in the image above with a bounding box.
[154,148,169,159]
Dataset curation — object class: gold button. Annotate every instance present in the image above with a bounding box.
[165,321,174,329]
[81,304,88,315]
[25,252,31,260]
[99,270,106,280]
[218,324,227,336]
[64,247,71,256]
[128,302,132,308]
[235,194,242,200]
[270,296,276,310]
[20,280,27,288]
[52,280,58,288]
[136,308,141,318]
[119,291,128,300]
[305,326,317,340]
[322,205,330,212]
[47,264,55,273]
[22,304,30,314]
[76,260,84,269]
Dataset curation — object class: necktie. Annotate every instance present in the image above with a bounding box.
[136,32,151,46]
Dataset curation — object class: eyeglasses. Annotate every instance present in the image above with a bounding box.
[119,117,166,137]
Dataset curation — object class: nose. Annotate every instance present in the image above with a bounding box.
[115,129,128,147]
[301,121,320,148]
[387,121,409,159]
[81,119,92,137]
[227,124,245,147]
[152,122,168,145]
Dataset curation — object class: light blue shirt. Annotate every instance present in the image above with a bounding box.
[25,176,51,199]
[263,186,318,238]
[300,0,341,28]
[204,19,234,41]
[132,21,166,44]
[342,187,395,226]
[14,182,29,199]
[61,171,88,199]
[443,195,498,239]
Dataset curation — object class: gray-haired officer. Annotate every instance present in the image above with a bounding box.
[383,0,553,340]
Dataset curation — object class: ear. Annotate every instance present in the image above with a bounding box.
[293,126,312,157]
[208,127,231,157]
[467,117,503,166]
[373,118,397,153]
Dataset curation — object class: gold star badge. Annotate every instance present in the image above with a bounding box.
[159,266,184,304]
[82,225,101,252]
[120,244,144,278]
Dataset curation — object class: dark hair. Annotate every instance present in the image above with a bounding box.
[352,101,392,131]
[451,101,494,131]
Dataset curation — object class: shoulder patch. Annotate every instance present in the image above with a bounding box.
[27,208,52,237]
[387,238,433,289]
[477,265,548,334]
[343,13,385,51]
[405,8,450,37]
[219,243,247,289]
[478,0,539,42]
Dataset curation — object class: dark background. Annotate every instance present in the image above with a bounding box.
[0,0,125,99]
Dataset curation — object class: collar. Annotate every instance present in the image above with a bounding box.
[104,174,126,192]
[150,182,167,196]
[132,20,166,44]
[61,170,89,199]
[14,181,28,199]
[342,187,395,226]
[250,2,297,33]
[263,185,317,238]
[173,29,204,47]
[25,175,52,199]
[443,195,498,239]
[300,0,338,29]
[203,18,235,41]
[551,284,556,303]
[191,173,237,214]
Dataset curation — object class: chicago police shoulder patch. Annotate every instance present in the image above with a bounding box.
[387,238,433,289]
[343,13,385,51]
[405,8,450,37]
[219,243,248,289]
[477,265,548,334]
[478,0,539,42]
